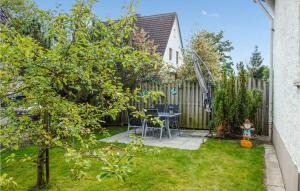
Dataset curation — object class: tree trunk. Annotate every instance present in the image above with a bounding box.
[45,112,50,184]
[46,147,49,184]
[36,145,46,189]
[36,111,50,189]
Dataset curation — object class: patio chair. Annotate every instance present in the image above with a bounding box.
[167,104,180,135]
[127,111,144,137]
[155,104,166,112]
[167,104,179,113]
[144,108,165,140]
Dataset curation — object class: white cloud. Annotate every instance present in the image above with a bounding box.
[201,10,220,18]
[201,10,208,15]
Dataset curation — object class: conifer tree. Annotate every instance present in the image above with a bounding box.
[247,45,269,80]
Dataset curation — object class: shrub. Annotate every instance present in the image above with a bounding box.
[213,63,262,136]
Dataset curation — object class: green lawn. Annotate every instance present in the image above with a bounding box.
[1,127,265,191]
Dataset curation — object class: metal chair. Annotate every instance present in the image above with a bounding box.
[144,108,165,140]
[167,104,179,113]
[167,104,180,135]
[127,111,144,137]
[155,104,166,112]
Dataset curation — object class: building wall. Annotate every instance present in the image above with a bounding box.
[162,17,184,68]
[272,0,300,190]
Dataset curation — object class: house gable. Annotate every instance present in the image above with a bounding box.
[162,15,184,68]
[136,12,184,68]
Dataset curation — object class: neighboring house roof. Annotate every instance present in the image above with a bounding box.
[0,7,9,24]
[136,12,179,55]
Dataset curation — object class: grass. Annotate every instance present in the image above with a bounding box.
[1,127,265,191]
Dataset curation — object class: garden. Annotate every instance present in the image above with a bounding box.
[2,127,265,191]
[0,0,269,190]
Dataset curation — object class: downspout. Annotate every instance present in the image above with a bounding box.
[253,0,274,142]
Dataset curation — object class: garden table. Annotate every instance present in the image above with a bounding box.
[157,112,182,138]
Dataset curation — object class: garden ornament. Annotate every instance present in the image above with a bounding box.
[170,88,177,95]
[240,119,255,148]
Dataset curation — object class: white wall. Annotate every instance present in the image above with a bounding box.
[273,0,300,172]
[162,16,184,68]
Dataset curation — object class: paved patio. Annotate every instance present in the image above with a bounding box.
[100,128,209,150]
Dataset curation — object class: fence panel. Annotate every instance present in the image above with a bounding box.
[108,78,268,134]
[112,81,208,129]
[247,78,269,135]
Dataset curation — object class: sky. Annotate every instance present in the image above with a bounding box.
[35,0,271,66]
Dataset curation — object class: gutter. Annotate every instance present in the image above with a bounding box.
[253,0,274,142]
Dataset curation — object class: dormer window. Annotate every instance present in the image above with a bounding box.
[169,48,172,61]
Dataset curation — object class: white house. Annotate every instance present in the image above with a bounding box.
[136,12,184,69]
[257,1,300,190]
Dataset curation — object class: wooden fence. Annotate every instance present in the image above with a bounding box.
[247,78,269,135]
[110,78,269,135]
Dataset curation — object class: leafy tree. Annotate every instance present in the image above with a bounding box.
[0,0,52,48]
[202,31,234,74]
[177,30,234,81]
[261,65,270,81]
[247,45,269,80]
[0,1,162,189]
[132,28,157,55]
[116,28,164,88]
[176,50,200,81]
[132,28,174,83]
[1,0,165,88]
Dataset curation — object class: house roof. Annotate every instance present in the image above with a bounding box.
[136,12,177,55]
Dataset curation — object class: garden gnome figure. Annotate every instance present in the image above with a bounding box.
[240,118,255,148]
[241,119,254,138]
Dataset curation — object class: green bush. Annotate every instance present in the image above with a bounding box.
[213,63,262,136]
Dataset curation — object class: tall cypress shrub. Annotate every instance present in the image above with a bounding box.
[213,62,263,136]
[236,63,248,126]
[225,74,237,132]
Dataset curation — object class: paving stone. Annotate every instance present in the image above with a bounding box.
[264,144,286,191]
[100,130,209,150]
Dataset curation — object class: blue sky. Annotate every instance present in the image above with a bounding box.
[35,0,271,66]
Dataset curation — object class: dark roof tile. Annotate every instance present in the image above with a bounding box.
[136,12,176,55]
